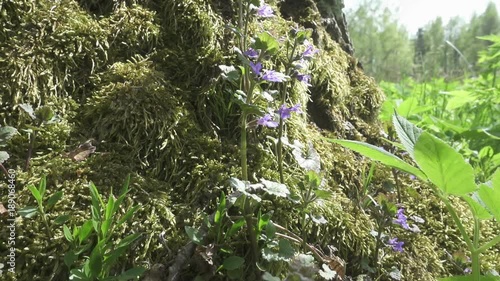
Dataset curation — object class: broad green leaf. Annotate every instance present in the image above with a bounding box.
[292,142,321,172]
[185,226,204,245]
[445,90,475,111]
[35,106,55,122]
[478,170,500,221]
[393,114,422,159]
[105,195,115,221]
[306,170,321,188]
[18,206,38,218]
[414,132,476,195]
[254,32,279,55]
[28,185,43,204]
[266,221,276,239]
[46,191,63,209]
[258,213,271,232]
[116,267,146,280]
[54,214,71,225]
[396,97,419,117]
[0,151,9,164]
[313,189,332,199]
[262,271,281,281]
[0,126,17,144]
[462,194,493,220]
[223,256,245,270]
[278,239,295,259]
[261,179,290,197]
[326,138,426,180]
[64,250,78,268]
[19,103,36,120]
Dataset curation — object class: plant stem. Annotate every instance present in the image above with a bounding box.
[471,216,481,281]
[240,112,248,181]
[39,205,53,237]
[476,234,500,253]
[372,216,386,276]
[440,195,474,250]
[25,130,37,171]
[0,164,8,177]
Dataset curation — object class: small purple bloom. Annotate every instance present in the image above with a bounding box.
[250,62,262,75]
[393,208,410,230]
[302,42,319,58]
[387,238,404,252]
[244,48,259,59]
[409,175,416,180]
[464,268,472,274]
[296,73,311,86]
[262,70,287,82]
[257,114,278,128]
[277,103,301,120]
[257,3,274,18]
[278,104,292,120]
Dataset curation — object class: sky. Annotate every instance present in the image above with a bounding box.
[344,0,497,35]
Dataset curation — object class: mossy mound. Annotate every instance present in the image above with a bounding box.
[0,0,498,281]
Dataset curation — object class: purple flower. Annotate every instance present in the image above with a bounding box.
[393,208,410,230]
[296,73,311,86]
[464,268,472,274]
[250,62,262,75]
[409,175,416,180]
[257,3,274,17]
[244,48,259,59]
[387,238,404,252]
[277,104,301,120]
[262,70,287,82]
[257,114,278,128]
[302,41,319,58]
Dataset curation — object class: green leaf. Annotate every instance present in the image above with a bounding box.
[63,224,74,242]
[478,170,500,221]
[117,205,139,227]
[215,191,226,224]
[278,239,295,260]
[0,151,9,164]
[266,221,276,239]
[38,175,47,199]
[226,218,246,238]
[313,189,332,199]
[0,126,17,144]
[115,267,146,280]
[27,185,43,205]
[262,271,281,281]
[261,179,290,197]
[18,206,38,218]
[462,194,493,220]
[325,138,426,180]
[116,233,141,249]
[414,132,477,195]
[223,256,245,270]
[392,113,422,159]
[64,250,78,268]
[219,65,240,84]
[79,220,94,243]
[19,104,36,120]
[88,247,103,278]
[185,226,204,245]
[35,105,55,123]
[46,191,63,209]
[254,32,280,55]
[54,214,71,225]
[88,181,104,210]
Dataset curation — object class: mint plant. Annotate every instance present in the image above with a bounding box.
[63,175,144,281]
[327,113,500,281]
